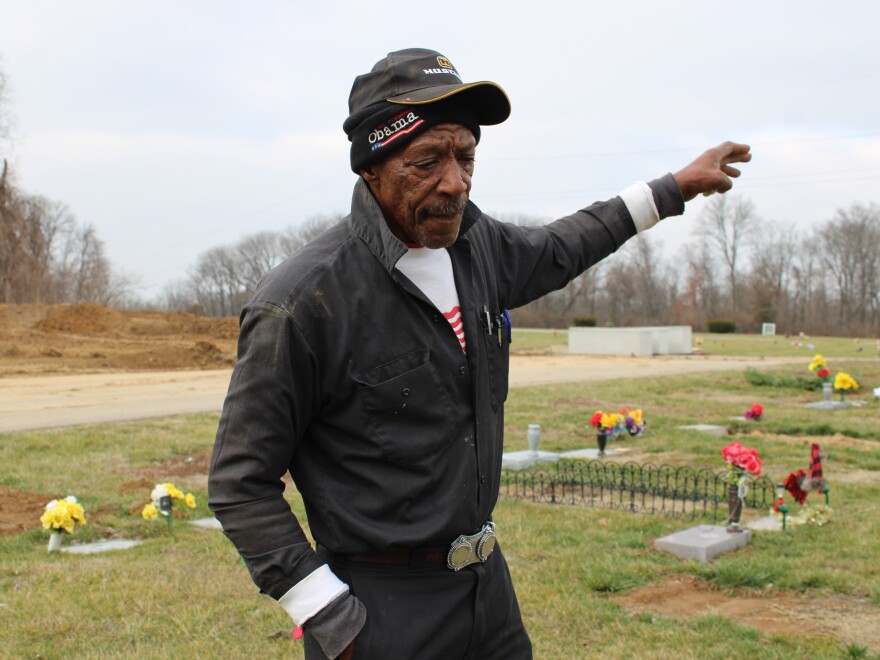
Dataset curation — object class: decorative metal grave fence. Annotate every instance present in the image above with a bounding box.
[500,460,776,522]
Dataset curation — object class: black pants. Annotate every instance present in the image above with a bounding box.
[304,545,532,660]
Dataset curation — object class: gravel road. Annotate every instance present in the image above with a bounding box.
[0,355,796,433]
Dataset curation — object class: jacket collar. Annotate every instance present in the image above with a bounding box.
[348,177,480,272]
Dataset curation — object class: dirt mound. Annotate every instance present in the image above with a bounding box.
[0,486,54,536]
[0,304,238,376]
[615,575,880,652]
[33,303,129,335]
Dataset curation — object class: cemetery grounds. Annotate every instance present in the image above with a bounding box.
[1,304,879,658]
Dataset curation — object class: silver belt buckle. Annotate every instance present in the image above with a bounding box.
[446,522,496,571]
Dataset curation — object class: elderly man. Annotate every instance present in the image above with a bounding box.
[208,48,750,659]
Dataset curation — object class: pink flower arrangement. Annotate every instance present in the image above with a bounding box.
[721,441,762,485]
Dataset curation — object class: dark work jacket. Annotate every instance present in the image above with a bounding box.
[208,175,683,600]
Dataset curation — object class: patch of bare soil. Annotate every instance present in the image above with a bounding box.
[0,303,238,376]
[615,575,880,651]
[0,486,53,536]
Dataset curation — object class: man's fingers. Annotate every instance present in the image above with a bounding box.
[719,142,752,165]
[722,165,741,178]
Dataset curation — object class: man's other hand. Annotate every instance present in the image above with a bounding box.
[673,141,752,202]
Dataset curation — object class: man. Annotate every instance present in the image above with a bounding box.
[208,48,750,659]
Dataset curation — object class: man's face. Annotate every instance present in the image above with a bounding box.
[360,123,475,249]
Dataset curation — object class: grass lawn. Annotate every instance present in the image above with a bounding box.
[1,345,879,658]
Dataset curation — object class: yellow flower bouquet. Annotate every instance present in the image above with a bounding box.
[833,372,859,400]
[40,496,86,552]
[142,482,196,528]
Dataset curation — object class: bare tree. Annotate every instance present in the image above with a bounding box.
[698,194,756,316]
[675,237,721,328]
[0,58,12,149]
[747,221,798,328]
[815,203,880,332]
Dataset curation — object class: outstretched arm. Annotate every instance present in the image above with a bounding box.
[673,141,752,202]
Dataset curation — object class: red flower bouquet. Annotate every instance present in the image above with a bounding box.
[743,403,763,421]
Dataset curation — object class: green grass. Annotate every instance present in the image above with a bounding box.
[511,327,569,352]
[694,332,879,359]
[2,349,879,657]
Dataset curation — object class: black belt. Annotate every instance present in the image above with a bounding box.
[329,545,449,568]
[320,522,497,571]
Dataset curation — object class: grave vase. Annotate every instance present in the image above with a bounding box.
[822,382,833,402]
[727,483,744,532]
[596,432,607,457]
[47,531,63,553]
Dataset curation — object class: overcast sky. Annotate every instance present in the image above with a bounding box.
[2,1,878,298]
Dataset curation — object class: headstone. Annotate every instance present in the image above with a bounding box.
[61,539,143,555]
[678,424,727,437]
[654,525,751,562]
[501,450,560,470]
[761,323,776,336]
[804,400,852,410]
[559,447,623,460]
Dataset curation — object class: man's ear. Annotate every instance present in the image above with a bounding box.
[359,164,380,188]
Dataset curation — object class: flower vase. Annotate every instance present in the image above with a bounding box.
[527,424,541,455]
[727,483,744,533]
[597,432,607,457]
[822,382,832,402]
[47,531,63,553]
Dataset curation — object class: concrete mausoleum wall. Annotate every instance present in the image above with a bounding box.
[568,326,693,356]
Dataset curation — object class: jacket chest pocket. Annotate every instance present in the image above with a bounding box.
[354,348,455,465]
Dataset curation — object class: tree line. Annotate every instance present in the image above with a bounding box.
[0,160,132,305]
[512,196,880,336]
[3,59,877,334]
[1,61,130,306]
[159,197,880,337]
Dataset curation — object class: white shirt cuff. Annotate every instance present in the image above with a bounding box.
[277,564,349,626]
[618,181,660,233]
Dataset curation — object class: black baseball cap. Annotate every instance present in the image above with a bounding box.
[347,48,511,125]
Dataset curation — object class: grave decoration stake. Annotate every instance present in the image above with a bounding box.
[142,482,196,529]
[772,485,789,531]
[40,495,87,552]
[782,443,829,505]
[721,441,763,533]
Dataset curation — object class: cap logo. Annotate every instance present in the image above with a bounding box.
[420,54,462,80]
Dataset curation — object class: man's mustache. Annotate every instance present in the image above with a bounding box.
[420,199,467,219]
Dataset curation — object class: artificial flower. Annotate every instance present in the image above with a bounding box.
[817,368,830,379]
[40,496,86,534]
[808,354,826,372]
[144,482,196,524]
[834,372,859,392]
[162,482,184,500]
[743,403,763,420]
[721,441,762,482]
[600,412,619,429]
[151,484,170,501]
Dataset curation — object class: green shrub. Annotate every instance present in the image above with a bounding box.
[572,316,597,327]
[744,368,821,391]
[707,319,736,333]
